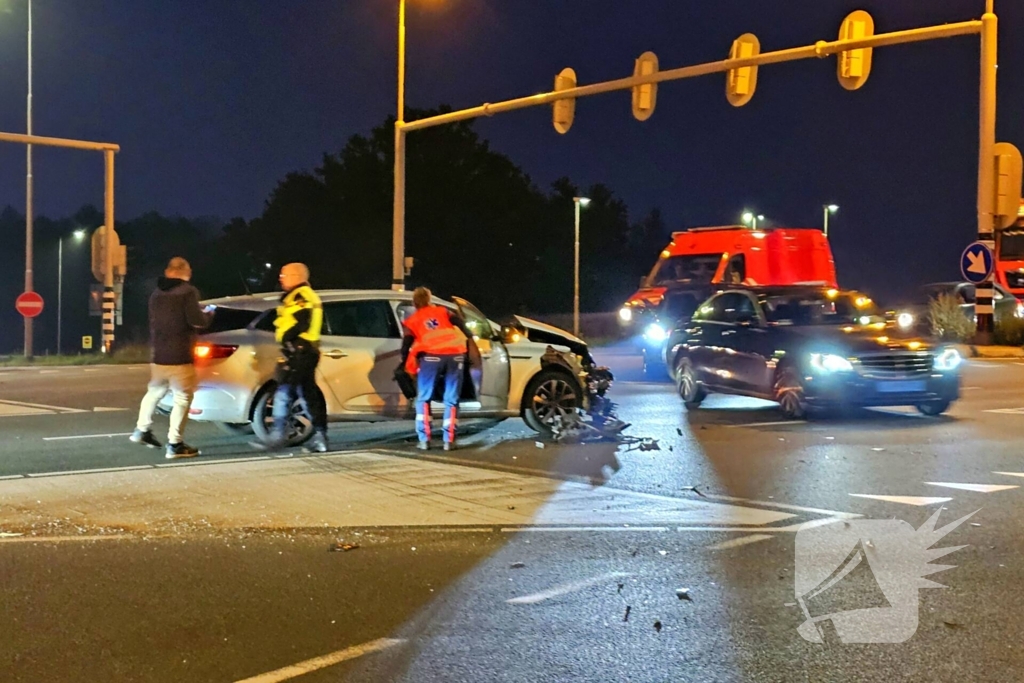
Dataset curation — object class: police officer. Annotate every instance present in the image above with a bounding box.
[256,262,329,453]
[401,287,476,451]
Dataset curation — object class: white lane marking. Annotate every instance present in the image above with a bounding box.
[993,471,1024,478]
[704,495,860,518]
[726,420,806,428]
[43,432,133,441]
[985,408,1024,414]
[27,465,154,478]
[0,534,132,544]
[39,370,59,374]
[93,407,128,412]
[849,494,952,506]
[0,399,86,414]
[507,572,631,605]
[708,534,774,550]
[0,474,25,480]
[925,482,1018,493]
[84,369,99,372]
[233,638,406,683]
[501,526,670,533]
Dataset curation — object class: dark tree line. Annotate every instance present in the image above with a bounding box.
[1,107,670,353]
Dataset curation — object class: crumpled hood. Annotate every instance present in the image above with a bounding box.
[513,316,586,346]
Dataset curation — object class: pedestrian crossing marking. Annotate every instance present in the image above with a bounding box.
[925,482,1018,493]
[849,494,952,506]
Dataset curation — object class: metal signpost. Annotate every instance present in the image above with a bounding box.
[0,132,122,353]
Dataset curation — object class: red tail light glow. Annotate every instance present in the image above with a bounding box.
[194,343,238,362]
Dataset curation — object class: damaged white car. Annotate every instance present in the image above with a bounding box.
[159,290,612,444]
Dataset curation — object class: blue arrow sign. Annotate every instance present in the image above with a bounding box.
[960,241,994,284]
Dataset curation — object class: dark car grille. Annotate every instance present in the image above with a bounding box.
[1005,271,1024,289]
[855,353,933,378]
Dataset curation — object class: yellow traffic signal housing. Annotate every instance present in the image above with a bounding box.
[552,67,577,134]
[632,52,658,121]
[837,10,875,91]
[994,142,1023,229]
[726,34,760,107]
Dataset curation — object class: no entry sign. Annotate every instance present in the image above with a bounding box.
[15,291,44,318]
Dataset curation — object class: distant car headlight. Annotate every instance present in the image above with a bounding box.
[644,323,668,342]
[619,307,633,323]
[810,353,853,373]
[934,348,962,371]
[897,312,914,330]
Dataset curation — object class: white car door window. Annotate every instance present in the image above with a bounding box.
[319,300,405,415]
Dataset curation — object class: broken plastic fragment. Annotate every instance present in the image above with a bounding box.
[675,588,692,601]
[510,562,526,569]
[329,543,359,552]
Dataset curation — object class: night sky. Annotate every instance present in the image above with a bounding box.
[0,0,1021,299]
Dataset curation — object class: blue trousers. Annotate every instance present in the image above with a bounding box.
[416,354,464,443]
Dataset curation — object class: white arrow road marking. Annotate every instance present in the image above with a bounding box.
[233,638,407,683]
[993,472,1024,478]
[708,534,774,550]
[43,432,133,441]
[926,482,1018,493]
[967,248,988,274]
[507,572,631,605]
[92,407,128,412]
[850,494,952,506]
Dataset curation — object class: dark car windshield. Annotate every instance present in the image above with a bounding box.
[761,293,876,326]
[661,291,702,321]
[648,254,722,286]
[204,306,261,333]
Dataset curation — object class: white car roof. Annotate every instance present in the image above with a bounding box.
[202,289,419,311]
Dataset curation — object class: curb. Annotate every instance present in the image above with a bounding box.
[953,344,1024,359]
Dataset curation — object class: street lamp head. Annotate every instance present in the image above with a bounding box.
[827,204,839,213]
[73,229,86,240]
[741,211,754,223]
[574,197,591,207]
[756,215,764,221]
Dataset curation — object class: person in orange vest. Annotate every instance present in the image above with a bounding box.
[401,287,476,451]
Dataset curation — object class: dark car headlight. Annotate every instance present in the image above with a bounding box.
[809,352,854,373]
[933,348,962,371]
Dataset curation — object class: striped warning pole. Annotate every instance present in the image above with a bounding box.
[102,149,116,353]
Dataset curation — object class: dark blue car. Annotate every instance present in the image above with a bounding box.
[667,286,962,418]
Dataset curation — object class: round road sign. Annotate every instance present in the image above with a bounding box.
[15,291,44,318]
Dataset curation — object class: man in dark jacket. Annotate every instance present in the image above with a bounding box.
[130,257,212,459]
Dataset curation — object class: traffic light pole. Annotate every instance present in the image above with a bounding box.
[975,3,998,344]
[0,132,121,352]
[391,10,995,298]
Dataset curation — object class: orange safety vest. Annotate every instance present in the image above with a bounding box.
[403,305,467,374]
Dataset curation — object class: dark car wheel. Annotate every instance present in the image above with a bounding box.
[775,367,808,420]
[523,370,582,435]
[251,383,316,446]
[675,358,706,410]
[916,399,952,416]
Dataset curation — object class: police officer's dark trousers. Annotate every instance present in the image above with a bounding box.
[272,342,327,438]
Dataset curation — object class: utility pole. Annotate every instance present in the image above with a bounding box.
[974,0,998,344]
[24,0,34,358]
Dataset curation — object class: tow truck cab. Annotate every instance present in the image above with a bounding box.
[622,226,838,314]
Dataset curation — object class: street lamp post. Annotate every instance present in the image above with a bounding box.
[823,204,839,237]
[57,229,86,355]
[392,0,408,291]
[24,0,35,357]
[573,196,590,337]
[742,211,764,230]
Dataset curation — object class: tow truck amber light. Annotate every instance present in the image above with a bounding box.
[194,343,238,361]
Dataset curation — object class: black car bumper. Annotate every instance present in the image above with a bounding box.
[803,371,960,408]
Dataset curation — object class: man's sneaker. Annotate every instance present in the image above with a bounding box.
[166,442,200,459]
[249,432,287,451]
[416,441,430,451]
[443,442,456,452]
[129,429,162,449]
[303,432,329,454]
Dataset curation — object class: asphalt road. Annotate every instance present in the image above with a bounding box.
[3,349,1024,681]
